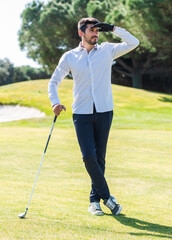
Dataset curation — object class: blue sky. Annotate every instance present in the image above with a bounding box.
[0,0,48,68]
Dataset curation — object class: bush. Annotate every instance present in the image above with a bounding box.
[0,58,14,85]
[0,58,50,86]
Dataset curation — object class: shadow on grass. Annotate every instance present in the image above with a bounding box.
[111,214,172,238]
[129,232,172,239]
[158,97,172,103]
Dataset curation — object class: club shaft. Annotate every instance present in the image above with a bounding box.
[25,115,57,213]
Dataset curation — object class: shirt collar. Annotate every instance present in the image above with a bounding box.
[78,42,98,51]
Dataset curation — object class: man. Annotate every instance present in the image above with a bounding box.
[48,17,139,216]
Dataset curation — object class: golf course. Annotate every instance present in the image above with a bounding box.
[0,79,171,239]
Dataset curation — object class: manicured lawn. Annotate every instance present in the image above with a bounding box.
[0,80,171,239]
[0,79,171,129]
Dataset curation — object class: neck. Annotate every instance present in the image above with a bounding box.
[81,40,95,53]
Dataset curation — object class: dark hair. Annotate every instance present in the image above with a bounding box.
[78,17,99,33]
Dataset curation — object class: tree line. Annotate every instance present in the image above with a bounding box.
[17,0,172,93]
[0,58,50,86]
[1,0,171,93]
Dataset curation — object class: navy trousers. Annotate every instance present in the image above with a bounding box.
[73,107,113,202]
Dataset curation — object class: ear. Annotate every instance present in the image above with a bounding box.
[78,30,84,38]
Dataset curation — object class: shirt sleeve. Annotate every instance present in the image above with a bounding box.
[48,52,70,106]
[109,27,140,59]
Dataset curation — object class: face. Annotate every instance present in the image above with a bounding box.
[80,24,99,45]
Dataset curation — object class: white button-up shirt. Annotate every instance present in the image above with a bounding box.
[48,27,139,114]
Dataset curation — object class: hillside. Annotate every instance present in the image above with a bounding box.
[0,79,171,239]
[0,79,171,129]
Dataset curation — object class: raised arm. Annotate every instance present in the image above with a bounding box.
[111,27,139,59]
[91,22,139,59]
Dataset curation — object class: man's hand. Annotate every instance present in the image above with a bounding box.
[91,22,115,32]
[53,104,66,116]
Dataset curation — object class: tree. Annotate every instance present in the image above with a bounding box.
[18,0,172,88]
[122,0,172,88]
[18,66,50,80]
[87,0,172,88]
[13,66,50,83]
[19,0,89,72]
[13,67,30,83]
[0,58,14,86]
[0,58,50,86]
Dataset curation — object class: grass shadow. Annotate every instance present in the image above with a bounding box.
[158,97,172,103]
[129,232,172,239]
[110,214,172,237]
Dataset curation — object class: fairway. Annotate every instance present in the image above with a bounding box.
[0,80,172,239]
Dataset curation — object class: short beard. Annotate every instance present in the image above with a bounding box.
[84,35,98,45]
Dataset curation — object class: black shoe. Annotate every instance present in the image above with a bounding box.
[104,195,122,215]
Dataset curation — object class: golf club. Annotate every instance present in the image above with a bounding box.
[18,115,57,218]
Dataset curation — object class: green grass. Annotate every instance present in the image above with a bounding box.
[0,79,171,129]
[0,80,172,239]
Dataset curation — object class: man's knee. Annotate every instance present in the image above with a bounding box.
[83,154,97,164]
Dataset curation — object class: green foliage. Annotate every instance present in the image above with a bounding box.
[72,0,89,18]
[0,58,14,85]
[18,0,172,88]
[86,0,172,66]
[13,67,30,83]
[19,0,90,71]
[124,0,171,61]
[86,0,109,22]
[18,1,45,63]
[13,66,50,83]
[0,58,50,86]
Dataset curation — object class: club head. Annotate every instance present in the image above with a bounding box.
[18,212,26,218]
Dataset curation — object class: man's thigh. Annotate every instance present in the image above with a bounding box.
[73,114,96,159]
[94,111,113,159]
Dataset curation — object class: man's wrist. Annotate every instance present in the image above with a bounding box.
[52,103,59,107]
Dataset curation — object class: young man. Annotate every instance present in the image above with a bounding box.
[48,17,139,216]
